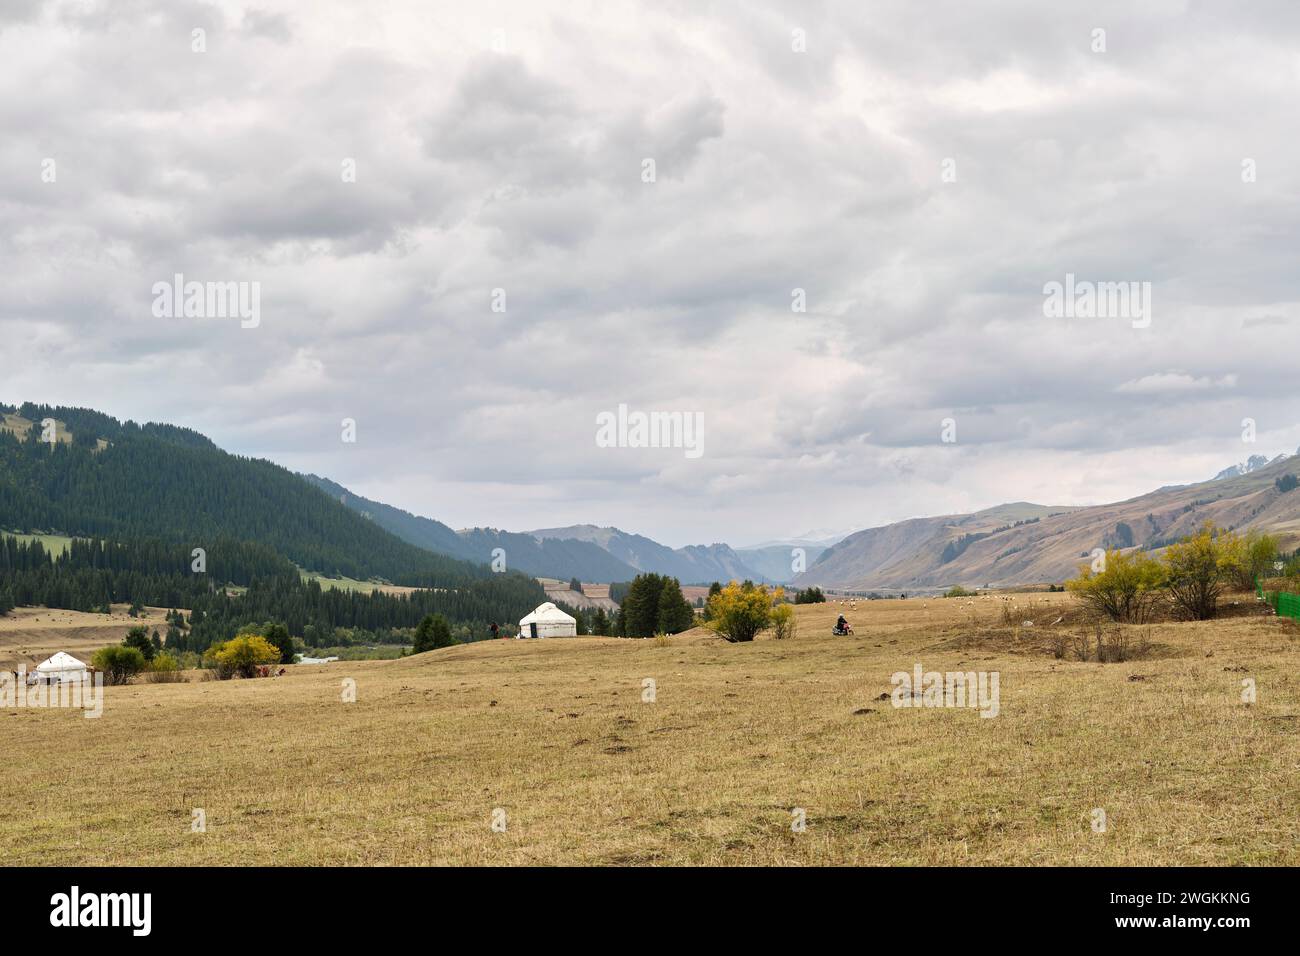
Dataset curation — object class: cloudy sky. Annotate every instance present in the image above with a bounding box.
[3,1,1300,548]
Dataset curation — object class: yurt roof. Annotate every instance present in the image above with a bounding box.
[519,602,577,625]
[34,651,89,672]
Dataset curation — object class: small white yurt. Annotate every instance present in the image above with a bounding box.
[517,602,577,639]
[33,651,90,684]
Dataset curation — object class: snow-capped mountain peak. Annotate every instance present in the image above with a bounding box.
[1213,452,1291,481]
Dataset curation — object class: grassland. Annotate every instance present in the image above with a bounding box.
[1,531,76,555]
[0,604,178,671]
[298,569,420,596]
[2,593,1297,865]
[0,412,106,450]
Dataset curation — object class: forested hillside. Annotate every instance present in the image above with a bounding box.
[0,403,494,585]
[0,403,550,644]
[0,534,543,650]
[303,473,473,558]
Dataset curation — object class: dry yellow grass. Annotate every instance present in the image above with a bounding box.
[0,412,106,450]
[0,605,179,671]
[2,593,1297,865]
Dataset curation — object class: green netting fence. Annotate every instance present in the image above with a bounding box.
[1257,578,1300,621]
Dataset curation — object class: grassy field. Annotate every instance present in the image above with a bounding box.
[298,569,420,596]
[308,644,411,661]
[0,413,106,450]
[2,593,1298,865]
[0,604,177,671]
[1,531,76,555]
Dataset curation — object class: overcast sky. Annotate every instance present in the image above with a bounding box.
[4,1,1300,548]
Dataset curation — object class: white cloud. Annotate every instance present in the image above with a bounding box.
[1116,372,1239,394]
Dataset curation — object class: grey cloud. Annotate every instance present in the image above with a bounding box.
[2,1,1299,546]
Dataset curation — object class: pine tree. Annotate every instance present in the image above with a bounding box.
[655,577,696,634]
[430,613,454,649]
[620,573,665,637]
[413,613,455,653]
[124,625,155,661]
[264,622,295,664]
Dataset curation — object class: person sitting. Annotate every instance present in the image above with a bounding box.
[833,614,853,635]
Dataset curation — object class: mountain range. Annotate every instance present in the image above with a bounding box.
[1212,453,1291,481]
[299,477,781,584]
[301,475,641,581]
[797,451,1300,592]
[6,401,1298,597]
[528,524,764,584]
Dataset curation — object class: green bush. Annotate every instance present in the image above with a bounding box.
[92,645,147,685]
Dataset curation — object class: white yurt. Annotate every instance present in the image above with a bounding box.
[32,651,90,684]
[517,602,577,639]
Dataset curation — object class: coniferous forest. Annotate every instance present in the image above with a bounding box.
[0,403,493,584]
[0,404,547,648]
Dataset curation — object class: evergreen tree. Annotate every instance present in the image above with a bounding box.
[794,587,826,604]
[412,615,436,653]
[264,622,295,664]
[430,613,454,649]
[617,573,696,637]
[591,607,610,636]
[412,613,454,652]
[620,573,664,637]
[123,625,155,661]
[655,577,696,634]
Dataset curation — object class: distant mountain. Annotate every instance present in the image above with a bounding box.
[741,529,856,550]
[303,473,471,558]
[301,475,640,583]
[734,544,827,584]
[528,524,766,584]
[800,459,1300,591]
[455,528,639,581]
[1213,450,1293,481]
[796,502,1081,591]
[733,529,857,583]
